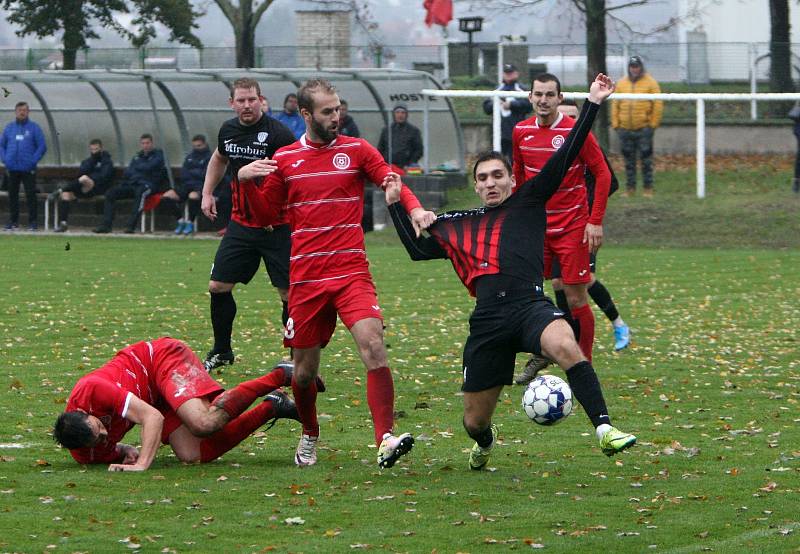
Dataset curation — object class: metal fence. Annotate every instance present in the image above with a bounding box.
[1,42,797,85]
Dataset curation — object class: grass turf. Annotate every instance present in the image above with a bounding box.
[0,229,798,552]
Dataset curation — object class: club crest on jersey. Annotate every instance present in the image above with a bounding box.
[257,131,269,143]
[333,152,351,169]
[551,135,565,148]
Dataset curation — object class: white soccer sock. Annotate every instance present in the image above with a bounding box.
[613,317,626,328]
[595,423,612,441]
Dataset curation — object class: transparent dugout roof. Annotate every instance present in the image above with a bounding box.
[0,68,464,171]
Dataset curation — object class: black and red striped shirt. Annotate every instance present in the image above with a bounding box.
[390,101,600,298]
[216,113,296,228]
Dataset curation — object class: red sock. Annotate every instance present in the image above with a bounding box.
[292,376,319,437]
[571,303,595,362]
[210,367,286,418]
[367,367,395,445]
[199,400,275,462]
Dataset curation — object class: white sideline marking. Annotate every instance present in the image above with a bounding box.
[0,443,28,449]
[662,522,799,553]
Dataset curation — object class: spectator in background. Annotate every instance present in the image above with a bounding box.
[378,104,424,170]
[0,101,47,231]
[93,133,168,234]
[482,63,532,163]
[54,139,114,233]
[163,134,211,235]
[275,93,305,139]
[338,99,360,138]
[611,55,663,197]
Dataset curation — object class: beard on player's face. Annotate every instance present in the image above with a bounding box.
[310,114,338,143]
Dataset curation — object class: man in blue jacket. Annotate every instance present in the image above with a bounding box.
[55,139,114,232]
[274,93,305,139]
[482,64,532,163]
[1,101,47,230]
[162,134,212,235]
[94,134,168,234]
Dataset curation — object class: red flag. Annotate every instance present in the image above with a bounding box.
[424,0,453,27]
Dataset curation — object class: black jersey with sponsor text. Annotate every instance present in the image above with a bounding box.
[217,113,295,227]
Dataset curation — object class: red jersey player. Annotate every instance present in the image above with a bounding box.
[512,73,611,363]
[256,79,437,469]
[53,337,303,471]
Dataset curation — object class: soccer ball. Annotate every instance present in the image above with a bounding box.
[522,374,573,425]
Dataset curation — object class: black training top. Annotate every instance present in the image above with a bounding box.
[390,101,600,301]
[216,113,295,227]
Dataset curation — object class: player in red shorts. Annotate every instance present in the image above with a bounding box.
[512,73,612,364]
[53,338,304,471]
[256,79,437,468]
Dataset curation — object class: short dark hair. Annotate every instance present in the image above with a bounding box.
[53,411,93,449]
[15,101,28,109]
[191,134,206,143]
[284,92,298,104]
[140,133,153,141]
[472,150,512,180]
[340,99,348,106]
[532,72,562,95]
[89,138,103,147]
[230,78,261,98]
[298,79,337,113]
[559,98,578,107]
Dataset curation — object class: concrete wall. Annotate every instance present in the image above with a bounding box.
[295,10,350,68]
[461,122,797,156]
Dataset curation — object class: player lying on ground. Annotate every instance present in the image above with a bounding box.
[53,337,321,471]
[255,79,437,469]
[387,74,636,470]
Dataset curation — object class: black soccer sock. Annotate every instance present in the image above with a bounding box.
[59,199,70,223]
[210,291,236,353]
[588,280,619,323]
[566,361,611,428]
[464,419,494,448]
[554,289,570,314]
[281,299,290,327]
[187,197,201,222]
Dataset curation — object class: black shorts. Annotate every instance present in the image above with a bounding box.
[177,182,203,200]
[461,292,565,392]
[62,180,105,199]
[551,252,597,279]
[210,220,290,288]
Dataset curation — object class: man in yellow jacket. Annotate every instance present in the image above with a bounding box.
[611,56,663,197]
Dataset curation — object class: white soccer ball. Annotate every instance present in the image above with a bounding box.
[522,374,573,425]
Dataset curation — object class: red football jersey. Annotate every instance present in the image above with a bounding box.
[512,112,610,234]
[65,341,158,464]
[260,135,422,286]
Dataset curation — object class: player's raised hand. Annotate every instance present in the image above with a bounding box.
[238,158,278,181]
[588,73,615,105]
[383,172,402,204]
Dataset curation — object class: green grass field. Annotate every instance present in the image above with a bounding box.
[1,176,799,552]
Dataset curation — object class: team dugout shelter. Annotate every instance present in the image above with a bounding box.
[0,68,465,176]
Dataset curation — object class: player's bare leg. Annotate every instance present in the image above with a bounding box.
[463,386,502,470]
[292,346,322,467]
[540,320,635,455]
[350,318,414,468]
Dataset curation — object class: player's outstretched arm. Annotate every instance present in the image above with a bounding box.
[108,396,164,472]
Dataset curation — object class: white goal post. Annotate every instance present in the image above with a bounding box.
[419,89,800,198]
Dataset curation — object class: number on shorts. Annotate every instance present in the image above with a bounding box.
[284,317,295,340]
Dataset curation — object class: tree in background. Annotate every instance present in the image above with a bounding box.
[769,0,794,93]
[1,0,202,70]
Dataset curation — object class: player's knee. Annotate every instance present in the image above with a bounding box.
[185,417,219,437]
[209,281,233,294]
[360,335,386,366]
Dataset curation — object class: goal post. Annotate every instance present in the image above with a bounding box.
[419,89,800,198]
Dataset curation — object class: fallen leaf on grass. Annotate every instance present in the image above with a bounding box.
[284,517,305,525]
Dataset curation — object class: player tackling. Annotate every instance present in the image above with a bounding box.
[255,79,437,468]
[388,74,636,470]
